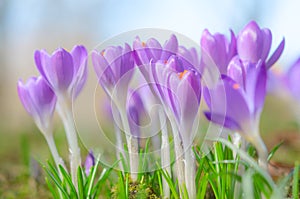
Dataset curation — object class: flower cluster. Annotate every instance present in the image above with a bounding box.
[18,20,286,198]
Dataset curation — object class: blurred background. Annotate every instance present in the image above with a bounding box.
[1,0,300,196]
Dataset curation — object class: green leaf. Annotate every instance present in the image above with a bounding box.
[267,141,284,161]
[293,162,299,199]
[58,165,78,198]
[44,166,69,198]
[77,166,85,199]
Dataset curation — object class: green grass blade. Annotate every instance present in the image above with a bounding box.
[77,167,85,199]
[58,165,78,198]
[293,162,299,199]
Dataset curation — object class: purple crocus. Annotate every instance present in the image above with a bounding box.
[200,29,236,74]
[127,89,146,138]
[204,56,268,169]
[237,20,285,68]
[17,76,65,169]
[287,58,300,100]
[92,43,134,100]
[35,45,88,184]
[18,76,56,134]
[151,56,201,198]
[84,151,95,176]
[34,45,88,99]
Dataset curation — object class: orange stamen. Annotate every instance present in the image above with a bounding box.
[142,42,146,47]
[101,50,105,56]
[178,70,188,79]
[233,83,240,90]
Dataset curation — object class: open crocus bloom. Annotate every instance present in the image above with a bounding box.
[17,76,56,134]
[34,45,88,99]
[204,57,266,138]
[200,29,236,74]
[237,20,285,69]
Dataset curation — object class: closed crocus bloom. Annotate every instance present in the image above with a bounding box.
[84,151,95,176]
[151,56,201,198]
[204,57,268,169]
[92,43,134,98]
[18,76,56,134]
[200,29,236,74]
[237,21,285,68]
[35,45,88,99]
[127,89,146,138]
[17,76,65,169]
[35,45,88,184]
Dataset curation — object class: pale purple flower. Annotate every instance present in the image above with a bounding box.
[204,57,266,134]
[151,56,201,141]
[237,21,285,68]
[17,76,56,133]
[287,58,300,100]
[84,151,95,176]
[127,89,146,138]
[200,29,236,74]
[92,43,134,97]
[34,45,88,99]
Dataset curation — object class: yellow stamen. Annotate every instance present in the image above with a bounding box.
[233,83,240,90]
[178,70,188,80]
[142,42,146,47]
[101,50,105,56]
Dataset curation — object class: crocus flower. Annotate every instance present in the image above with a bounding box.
[84,151,95,176]
[151,56,201,198]
[287,58,300,100]
[127,89,146,138]
[92,44,139,180]
[92,44,134,103]
[34,45,88,185]
[34,45,88,99]
[18,76,56,134]
[17,76,65,169]
[237,20,285,68]
[204,57,268,169]
[200,29,236,74]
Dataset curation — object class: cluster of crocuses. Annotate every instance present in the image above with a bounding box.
[18,20,285,198]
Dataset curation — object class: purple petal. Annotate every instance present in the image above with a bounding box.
[287,58,300,99]
[84,151,95,176]
[91,51,116,90]
[227,56,246,88]
[177,71,201,133]
[260,29,272,62]
[49,48,74,91]
[161,34,178,61]
[71,45,88,98]
[204,76,251,131]
[35,50,51,83]
[147,38,162,62]
[265,38,285,69]
[237,21,263,63]
[204,111,241,131]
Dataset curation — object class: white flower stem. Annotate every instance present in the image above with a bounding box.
[57,96,81,186]
[159,109,170,198]
[113,117,125,172]
[253,134,268,171]
[169,115,185,194]
[120,109,139,181]
[44,133,66,170]
[184,147,196,199]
